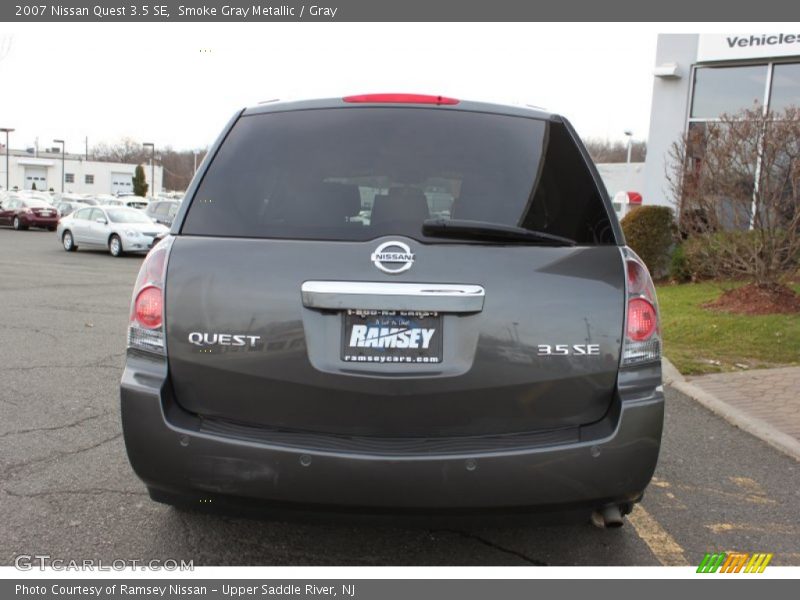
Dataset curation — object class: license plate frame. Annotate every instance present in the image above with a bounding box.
[341,309,443,364]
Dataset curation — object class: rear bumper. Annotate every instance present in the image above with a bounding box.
[121,353,664,511]
[22,215,58,227]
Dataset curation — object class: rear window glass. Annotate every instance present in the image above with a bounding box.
[182,108,613,244]
[107,209,152,223]
[24,199,51,208]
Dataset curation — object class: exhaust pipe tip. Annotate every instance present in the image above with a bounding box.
[590,504,625,529]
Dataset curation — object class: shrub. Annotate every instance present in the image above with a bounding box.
[621,206,676,279]
[682,235,718,280]
[668,106,800,285]
[683,229,799,281]
[669,244,691,282]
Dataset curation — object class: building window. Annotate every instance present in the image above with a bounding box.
[768,63,800,112]
[691,61,800,122]
[65,173,75,183]
[687,62,800,170]
[85,174,94,184]
[684,60,800,233]
[691,65,767,118]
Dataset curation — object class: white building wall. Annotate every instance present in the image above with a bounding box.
[0,151,163,196]
[642,34,699,208]
[643,33,800,210]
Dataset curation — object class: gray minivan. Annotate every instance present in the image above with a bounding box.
[121,94,663,526]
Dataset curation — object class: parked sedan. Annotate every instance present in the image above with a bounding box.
[95,195,149,210]
[144,199,180,227]
[54,200,83,217]
[57,205,168,256]
[94,198,124,207]
[0,198,60,230]
[124,197,150,210]
[16,190,56,205]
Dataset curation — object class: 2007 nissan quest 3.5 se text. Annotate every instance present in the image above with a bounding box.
[120,94,663,527]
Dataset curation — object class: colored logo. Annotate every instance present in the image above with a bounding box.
[697,552,773,573]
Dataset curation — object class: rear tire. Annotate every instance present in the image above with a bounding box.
[12,216,27,231]
[109,234,123,257]
[62,230,77,252]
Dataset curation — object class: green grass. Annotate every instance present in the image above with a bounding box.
[655,281,800,375]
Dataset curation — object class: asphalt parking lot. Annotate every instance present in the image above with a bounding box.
[1,227,799,566]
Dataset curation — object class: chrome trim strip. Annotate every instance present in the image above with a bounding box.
[301,281,485,312]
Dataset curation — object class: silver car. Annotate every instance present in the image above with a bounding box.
[57,205,168,256]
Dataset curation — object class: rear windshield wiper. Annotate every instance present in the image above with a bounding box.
[422,218,576,247]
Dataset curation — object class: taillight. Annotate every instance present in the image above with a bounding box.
[127,236,173,354]
[626,298,657,341]
[621,248,661,366]
[134,286,163,329]
[343,93,459,105]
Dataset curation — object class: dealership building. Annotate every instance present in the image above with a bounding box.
[0,148,163,196]
[644,33,800,207]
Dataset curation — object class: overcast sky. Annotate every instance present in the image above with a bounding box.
[0,23,786,153]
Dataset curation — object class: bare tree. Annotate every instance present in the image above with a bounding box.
[91,138,207,192]
[159,147,207,191]
[668,106,800,285]
[91,137,148,164]
[584,138,646,163]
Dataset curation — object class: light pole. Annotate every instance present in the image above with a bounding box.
[53,139,65,193]
[142,142,155,197]
[193,149,199,175]
[0,127,14,191]
[624,130,633,165]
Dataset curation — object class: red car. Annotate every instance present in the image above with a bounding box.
[0,198,60,231]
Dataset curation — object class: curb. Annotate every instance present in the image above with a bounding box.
[663,357,800,463]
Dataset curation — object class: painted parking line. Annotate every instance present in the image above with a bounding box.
[706,522,800,535]
[627,504,689,566]
[728,476,768,497]
[649,476,688,509]
[674,483,775,505]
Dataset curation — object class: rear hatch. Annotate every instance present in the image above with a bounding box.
[166,103,625,437]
